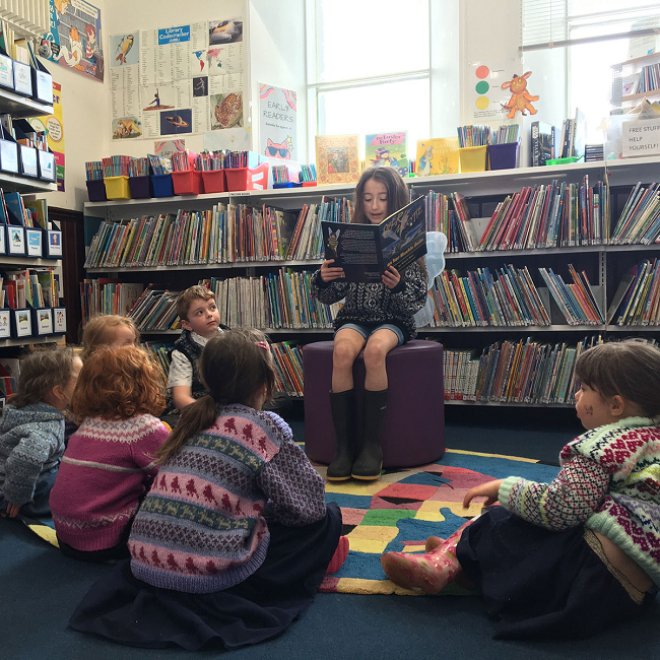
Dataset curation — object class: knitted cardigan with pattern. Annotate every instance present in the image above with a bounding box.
[310,261,428,342]
[0,402,65,506]
[50,414,169,552]
[498,416,660,586]
[128,404,327,593]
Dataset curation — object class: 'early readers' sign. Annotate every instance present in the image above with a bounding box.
[622,118,660,157]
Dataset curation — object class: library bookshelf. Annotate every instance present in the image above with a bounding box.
[0,89,63,382]
[82,156,660,407]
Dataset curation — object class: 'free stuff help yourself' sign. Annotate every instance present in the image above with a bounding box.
[622,118,660,158]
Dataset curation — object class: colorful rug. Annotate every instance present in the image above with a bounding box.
[316,449,560,596]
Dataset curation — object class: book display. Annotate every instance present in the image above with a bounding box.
[83,156,660,407]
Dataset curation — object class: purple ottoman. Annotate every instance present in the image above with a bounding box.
[303,340,445,469]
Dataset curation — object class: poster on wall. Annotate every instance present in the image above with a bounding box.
[110,16,246,142]
[468,60,516,121]
[42,0,104,82]
[154,139,186,161]
[29,82,65,191]
[259,84,297,161]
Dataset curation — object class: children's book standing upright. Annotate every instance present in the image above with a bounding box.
[315,135,360,186]
[415,138,460,176]
[365,132,409,176]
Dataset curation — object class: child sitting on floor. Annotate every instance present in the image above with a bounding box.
[69,328,346,651]
[381,339,660,640]
[81,314,140,360]
[51,346,169,561]
[0,348,82,519]
[167,285,226,412]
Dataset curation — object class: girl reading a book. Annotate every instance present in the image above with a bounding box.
[381,339,660,640]
[311,167,428,482]
[68,329,345,650]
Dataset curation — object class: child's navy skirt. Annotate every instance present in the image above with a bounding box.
[456,506,657,640]
[68,503,342,650]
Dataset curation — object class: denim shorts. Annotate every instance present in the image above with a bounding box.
[336,322,404,346]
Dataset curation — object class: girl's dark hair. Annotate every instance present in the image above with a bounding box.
[11,347,77,409]
[575,340,660,417]
[352,167,409,225]
[157,328,276,464]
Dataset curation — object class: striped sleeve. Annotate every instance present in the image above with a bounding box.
[498,455,611,530]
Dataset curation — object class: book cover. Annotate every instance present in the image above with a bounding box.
[530,121,555,166]
[321,196,427,283]
[365,131,409,176]
[315,135,360,186]
[415,138,459,176]
[23,199,48,230]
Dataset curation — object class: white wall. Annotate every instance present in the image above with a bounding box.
[249,0,307,161]
[39,0,109,210]
[431,0,460,137]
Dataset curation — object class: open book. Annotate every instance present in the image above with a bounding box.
[321,196,426,283]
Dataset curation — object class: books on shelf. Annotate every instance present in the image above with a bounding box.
[3,269,59,309]
[538,266,605,325]
[315,135,360,186]
[80,279,145,324]
[424,191,478,253]
[271,341,304,397]
[423,264,551,328]
[530,121,555,167]
[611,182,660,244]
[608,259,660,326]
[478,177,610,250]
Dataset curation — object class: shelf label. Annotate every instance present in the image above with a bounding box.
[622,118,660,157]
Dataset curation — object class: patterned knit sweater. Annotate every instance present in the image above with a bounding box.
[311,261,428,341]
[128,404,327,593]
[50,415,169,552]
[499,416,660,586]
[0,402,65,506]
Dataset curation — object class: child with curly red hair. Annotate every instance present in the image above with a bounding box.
[50,346,169,562]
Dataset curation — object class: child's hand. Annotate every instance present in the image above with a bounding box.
[3,501,21,518]
[320,259,345,283]
[463,479,505,509]
[382,266,401,289]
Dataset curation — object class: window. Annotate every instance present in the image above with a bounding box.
[522,0,660,143]
[308,0,431,154]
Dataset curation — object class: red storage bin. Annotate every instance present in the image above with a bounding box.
[224,162,269,192]
[172,169,204,195]
[201,169,226,193]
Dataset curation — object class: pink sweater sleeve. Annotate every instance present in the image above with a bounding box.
[129,416,170,480]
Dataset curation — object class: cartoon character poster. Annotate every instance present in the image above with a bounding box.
[28,81,66,191]
[42,0,104,82]
[259,83,297,161]
[365,132,408,176]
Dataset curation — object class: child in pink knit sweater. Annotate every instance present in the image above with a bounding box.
[51,346,169,561]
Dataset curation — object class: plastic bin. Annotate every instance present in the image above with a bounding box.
[172,169,204,195]
[104,175,131,200]
[273,182,302,189]
[129,175,152,199]
[200,169,226,193]
[302,181,317,187]
[151,173,174,197]
[488,142,519,170]
[225,162,270,192]
[86,179,107,202]
[459,145,488,173]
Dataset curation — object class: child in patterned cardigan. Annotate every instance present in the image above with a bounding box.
[69,328,346,651]
[51,346,169,561]
[382,339,660,640]
[311,167,428,481]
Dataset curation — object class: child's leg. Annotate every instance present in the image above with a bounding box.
[381,517,478,593]
[351,329,399,480]
[20,466,59,518]
[327,329,365,480]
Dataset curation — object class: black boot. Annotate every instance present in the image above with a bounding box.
[327,389,356,481]
[351,389,388,481]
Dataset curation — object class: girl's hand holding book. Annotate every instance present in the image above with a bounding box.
[381,266,401,290]
[320,260,345,283]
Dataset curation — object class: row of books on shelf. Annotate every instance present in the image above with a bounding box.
[85,179,660,270]
[445,336,659,404]
[82,256,660,329]
[2,269,60,309]
[84,197,353,269]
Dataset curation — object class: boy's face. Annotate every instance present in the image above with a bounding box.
[182,298,220,338]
